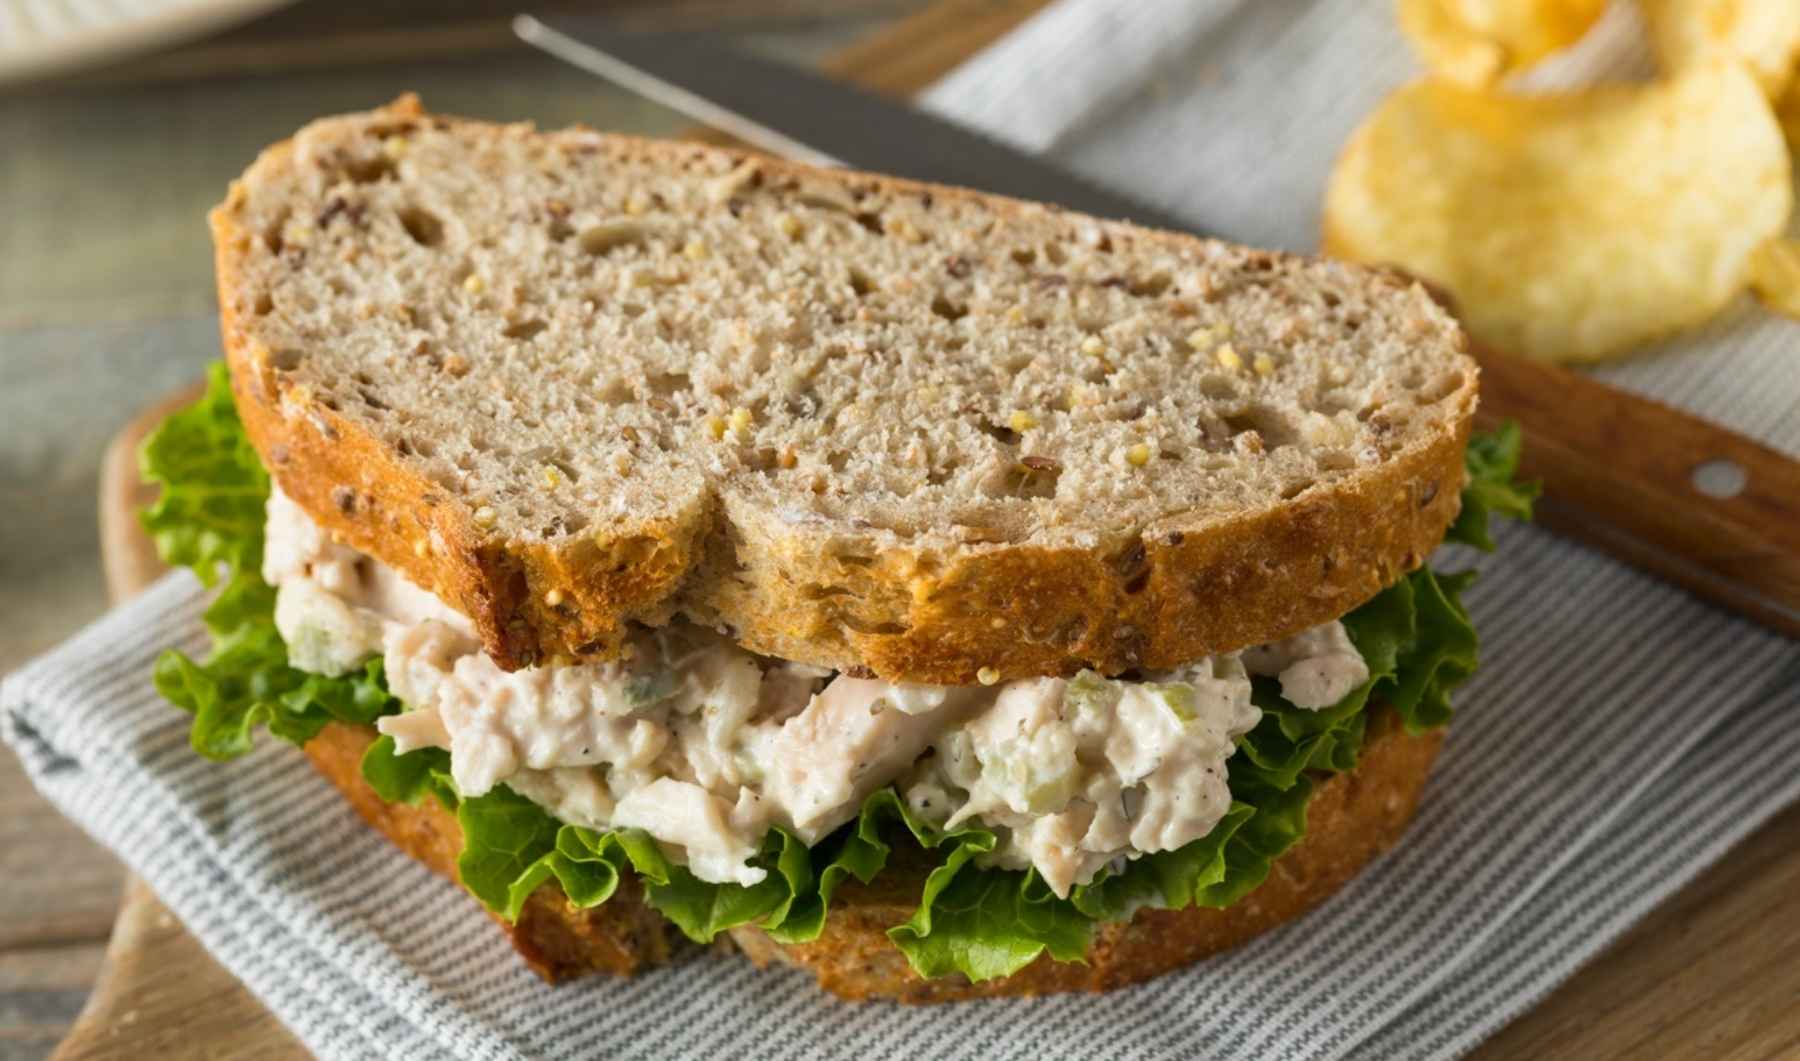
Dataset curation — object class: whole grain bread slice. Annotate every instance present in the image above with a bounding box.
[215,96,1477,684]
[303,710,1440,998]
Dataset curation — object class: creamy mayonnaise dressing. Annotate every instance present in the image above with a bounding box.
[263,490,1369,896]
[899,660,1262,897]
[1240,620,1369,709]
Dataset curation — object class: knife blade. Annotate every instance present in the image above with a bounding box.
[512,15,1197,234]
[514,13,1800,639]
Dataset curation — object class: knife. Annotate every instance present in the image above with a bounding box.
[515,14,1800,640]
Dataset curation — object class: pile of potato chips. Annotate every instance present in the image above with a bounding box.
[1324,0,1800,362]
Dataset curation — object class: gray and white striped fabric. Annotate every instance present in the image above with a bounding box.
[6,2,1800,1058]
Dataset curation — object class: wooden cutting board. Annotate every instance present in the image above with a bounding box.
[65,1,1800,1056]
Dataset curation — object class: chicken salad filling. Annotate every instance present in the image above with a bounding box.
[264,487,1368,896]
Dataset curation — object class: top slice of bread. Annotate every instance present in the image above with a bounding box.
[212,96,1477,683]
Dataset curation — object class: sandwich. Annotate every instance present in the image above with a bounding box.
[144,96,1534,1001]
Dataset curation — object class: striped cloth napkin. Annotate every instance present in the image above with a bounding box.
[6,2,1799,1058]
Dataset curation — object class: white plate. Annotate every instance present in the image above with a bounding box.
[0,0,292,85]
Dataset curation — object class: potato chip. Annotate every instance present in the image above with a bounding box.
[1396,0,1608,86]
[1641,0,1800,98]
[1748,239,1800,319]
[1322,63,1791,362]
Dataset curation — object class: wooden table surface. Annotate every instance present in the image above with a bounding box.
[5,1,1799,1058]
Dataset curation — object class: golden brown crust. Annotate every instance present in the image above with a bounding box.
[214,96,1477,683]
[701,429,1469,684]
[301,711,1440,999]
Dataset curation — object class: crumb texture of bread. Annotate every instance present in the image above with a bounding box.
[304,710,1437,999]
[216,95,1478,682]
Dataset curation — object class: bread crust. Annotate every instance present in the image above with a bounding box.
[300,711,1441,999]
[214,96,1478,684]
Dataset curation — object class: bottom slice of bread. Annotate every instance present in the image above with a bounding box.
[303,710,1443,1000]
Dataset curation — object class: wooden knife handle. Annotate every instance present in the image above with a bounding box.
[1472,345,1800,638]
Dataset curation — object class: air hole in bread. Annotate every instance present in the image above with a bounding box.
[1199,375,1238,400]
[1043,241,1068,267]
[252,292,274,315]
[1280,480,1311,500]
[853,211,883,236]
[597,378,633,405]
[980,422,1021,446]
[502,318,548,341]
[270,348,303,372]
[848,268,874,297]
[398,206,445,247]
[930,294,968,322]
[1311,388,1356,415]
[1129,273,1172,298]
[579,220,648,256]
[647,372,689,398]
[1223,404,1298,450]
[1010,247,1037,266]
[548,218,574,242]
[343,155,396,184]
[803,584,855,600]
[263,209,290,254]
[1317,450,1355,472]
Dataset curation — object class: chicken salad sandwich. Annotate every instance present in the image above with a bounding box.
[145,97,1533,1000]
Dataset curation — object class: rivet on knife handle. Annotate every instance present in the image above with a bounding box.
[1472,345,1800,638]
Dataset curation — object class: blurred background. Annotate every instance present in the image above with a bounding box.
[0,2,958,1054]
